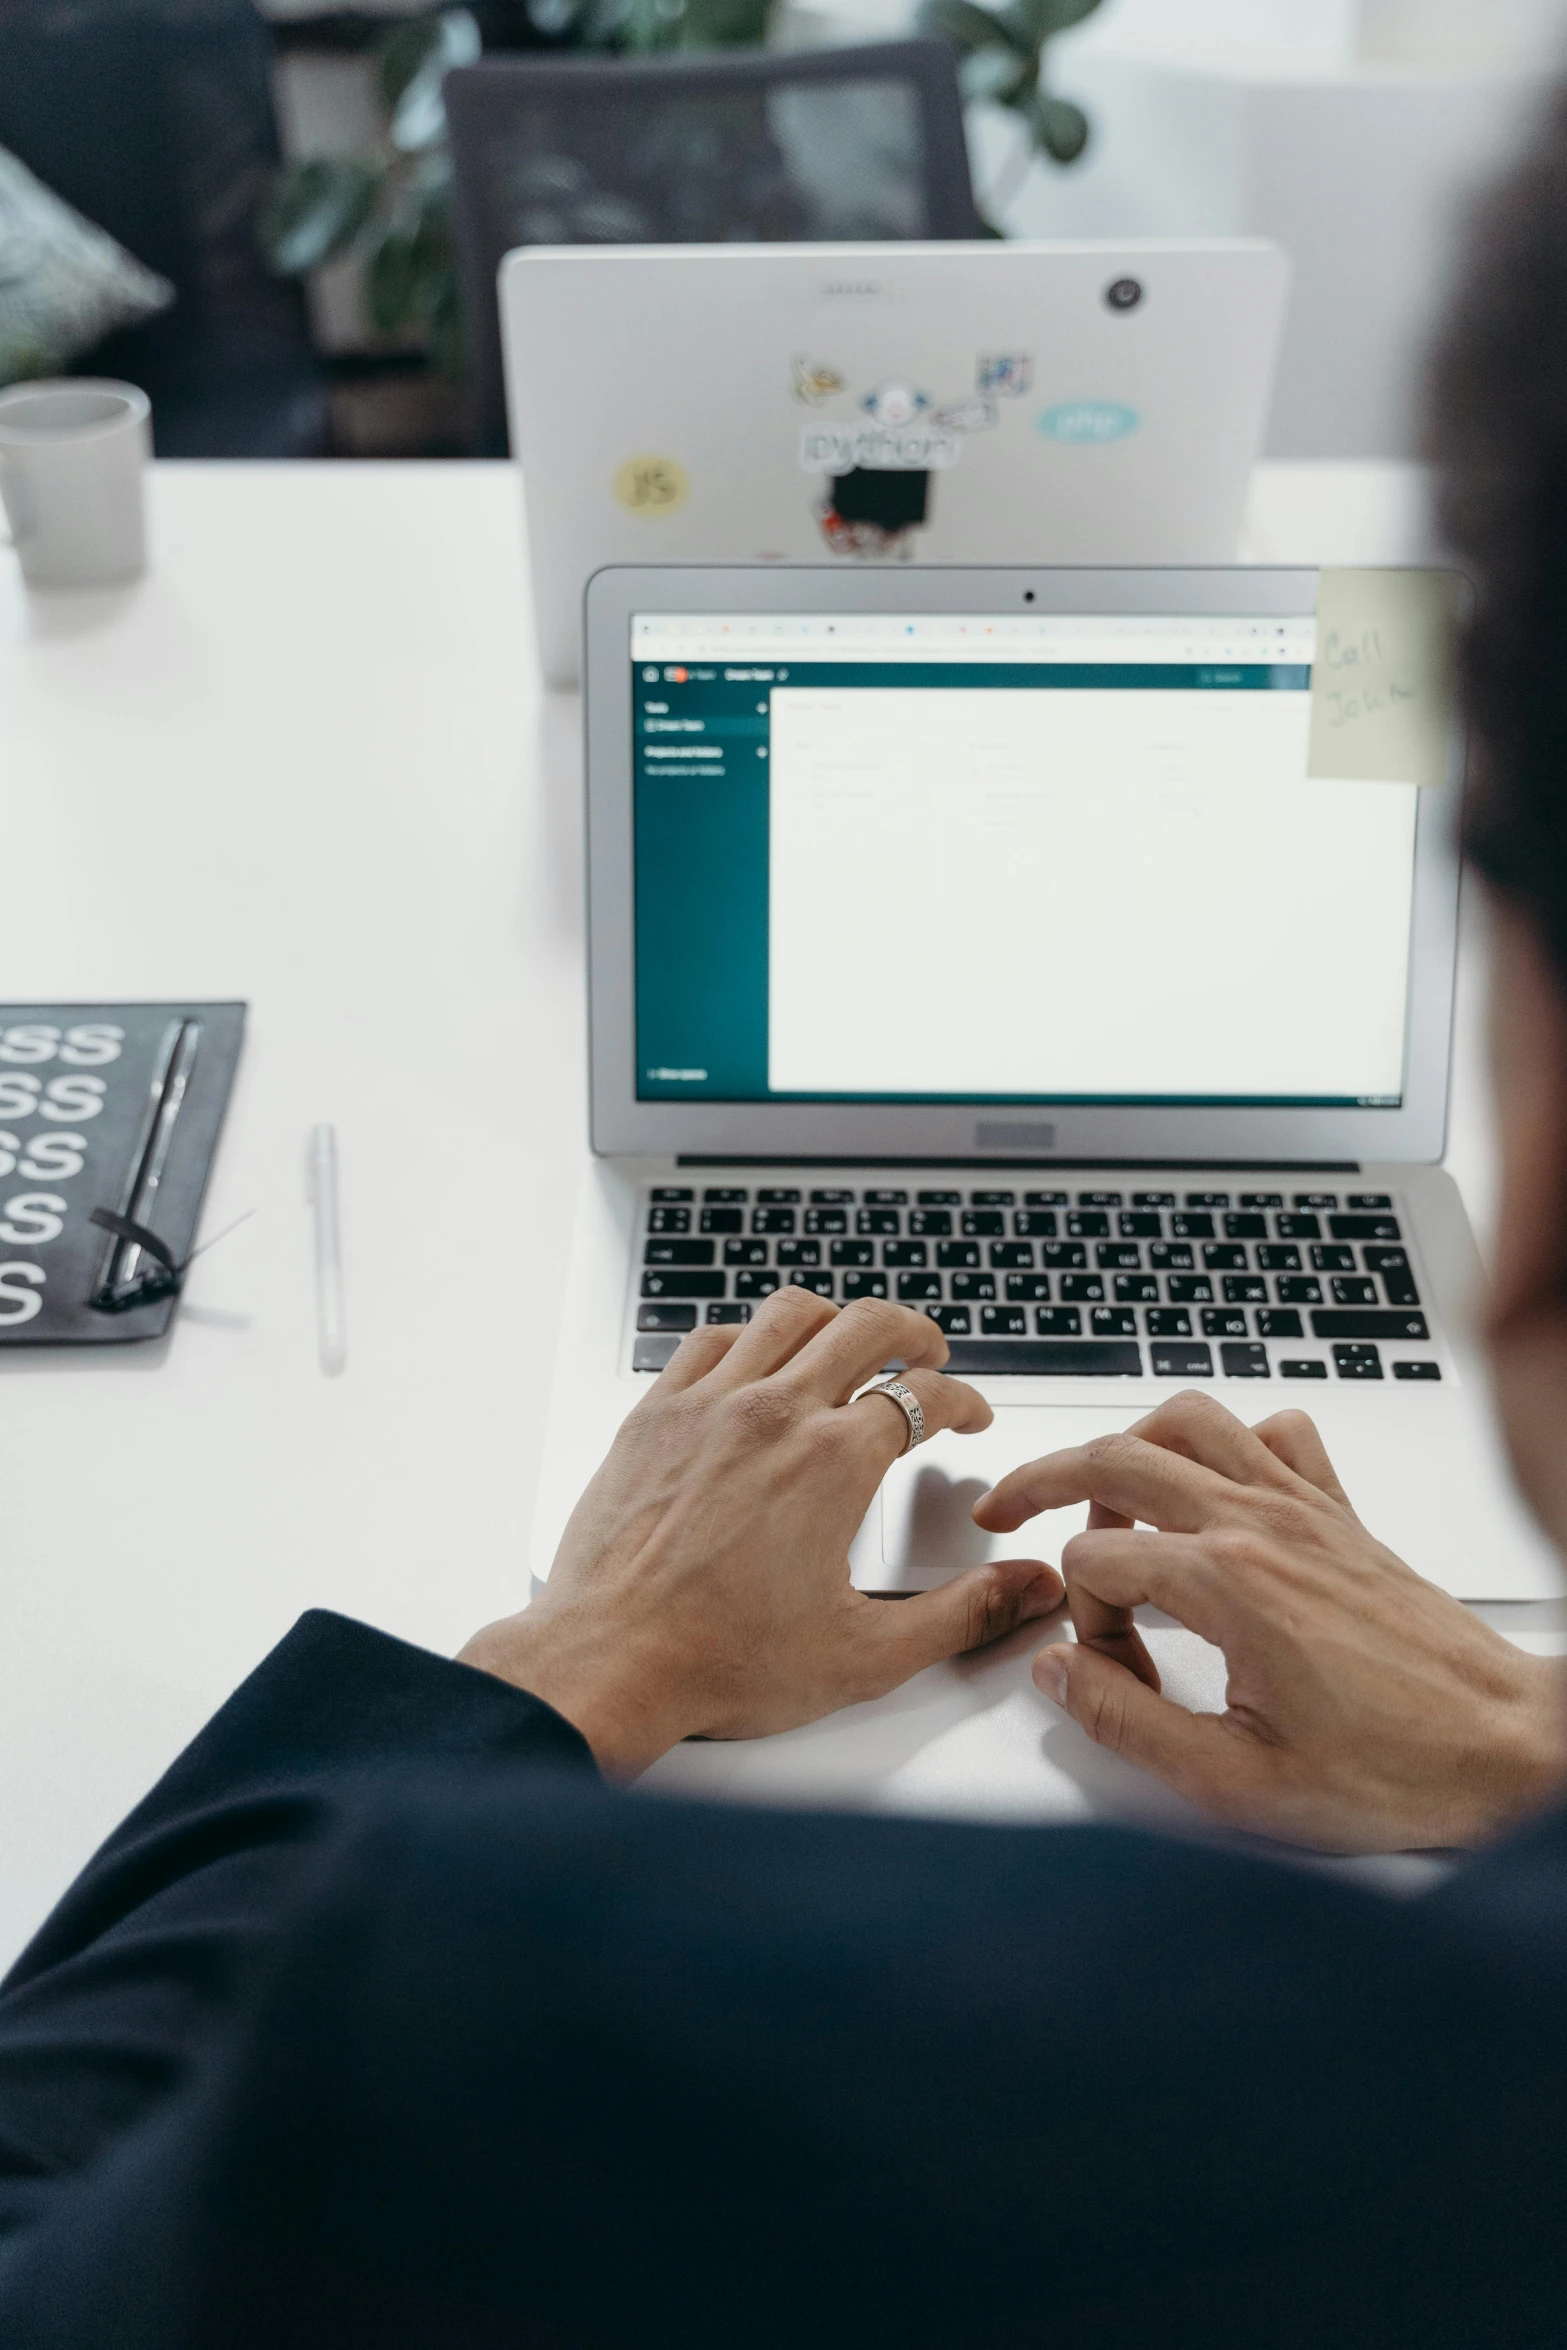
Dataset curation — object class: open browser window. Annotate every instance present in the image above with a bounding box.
[630,611,1418,1108]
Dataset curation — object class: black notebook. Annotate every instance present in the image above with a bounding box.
[0,1003,246,1345]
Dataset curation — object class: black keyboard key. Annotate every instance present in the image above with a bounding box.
[752,1208,796,1235]
[1223,1213,1267,1239]
[938,1241,981,1269]
[1294,1192,1338,1210]
[1203,1244,1248,1270]
[1006,1274,1051,1302]
[1119,1211,1163,1237]
[776,1240,820,1267]
[1150,1241,1195,1269]
[1221,1343,1270,1379]
[1133,1190,1175,1208]
[1092,1307,1137,1337]
[1381,1267,1422,1306]
[734,1269,779,1299]
[982,1305,1028,1337]
[642,1270,725,1299]
[647,1206,691,1234]
[841,1272,887,1301]
[758,1187,801,1204]
[1333,1343,1383,1380]
[897,1272,941,1301]
[1077,1190,1123,1208]
[926,1304,970,1333]
[883,1241,928,1269]
[1311,1244,1355,1272]
[651,1186,694,1203]
[1349,1193,1392,1210]
[1330,1275,1377,1305]
[1035,1307,1082,1335]
[1329,1214,1401,1242]
[1042,1242,1088,1269]
[703,1187,747,1203]
[700,1208,743,1235]
[830,1240,874,1267]
[1185,1191,1230,1209]
[1275,1276,1323,1304]
[1275,1213,1321,1241]
[1024,1190,1068,1207]
[1145,1307,1192,1337]
[963,1211,1005,1237]
[971,1189,1016,1207]
[1281,1358,1328,1380]
[1171,1213,1214,1240]
[723,1238,767,1266]
[804,1207,847,1235]
[644,1239,716,1266]
[1257,1244,1301,1271]
[1014,1211,1058,1237]
[632,1335,682,1372]
[1393,1359,1441,1381]
[706,1301,750,1324]
[941,1341,1143,1377]
[917,1190,961,1206]
[910,1210,953,1237]
[1202,1307,1249,1337]
[1312,1310,1429,1341]
[1222,1275,1266,1303]
[1096,1242,1142,1269]
[990,1242,1035,1269]
[810,1188,854,1205]
[1060,1274,1105,1301]
[1114,1274,1159,1302]
[1362,1245,1409,1271]
[864,1188,908,1206]
[1255,1308,1303,1339]
[1152,1341,1213,1378]
[1239,1192,1283,1210]
[1067,1211,1110,1237]
[637,1301,696,1332]
[788,1269,834,1296]
[858,1209,900,1235]
[950,1273,997,1301]
[1166,1275,1214,1303]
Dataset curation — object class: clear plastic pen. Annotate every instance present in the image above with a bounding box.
[307,1124,346,1376]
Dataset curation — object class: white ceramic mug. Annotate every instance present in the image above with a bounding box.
[0,379,151,589]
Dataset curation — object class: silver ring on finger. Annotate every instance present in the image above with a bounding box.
[862,1376,926,1456]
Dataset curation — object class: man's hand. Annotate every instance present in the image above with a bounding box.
[461,1289,1063,1774]
[975,1390,1567,1852]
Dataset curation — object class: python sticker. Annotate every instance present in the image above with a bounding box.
[612,454,689,514]
[801,381,956,473]
[1037,401,1141,444]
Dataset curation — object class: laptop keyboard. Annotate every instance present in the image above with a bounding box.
[631,1183,1442,1385]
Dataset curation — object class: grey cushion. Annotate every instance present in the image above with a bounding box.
[0,142,174,386]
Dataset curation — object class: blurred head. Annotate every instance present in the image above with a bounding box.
[1429,88,1567,1543]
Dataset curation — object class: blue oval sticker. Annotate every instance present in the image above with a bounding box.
[1037,400,1140,444]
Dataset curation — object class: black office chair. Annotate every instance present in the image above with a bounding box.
[445,40,985,453]
[0,0,327,457]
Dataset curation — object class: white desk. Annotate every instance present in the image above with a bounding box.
[1,460,1559,1967]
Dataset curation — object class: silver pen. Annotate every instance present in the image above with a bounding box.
[307,1124,346,1376]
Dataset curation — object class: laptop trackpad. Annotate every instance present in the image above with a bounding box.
[868,1410,1144,1592]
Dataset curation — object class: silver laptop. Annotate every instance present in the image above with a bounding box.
[528,563,1559,1603]
[502,240,1289,684]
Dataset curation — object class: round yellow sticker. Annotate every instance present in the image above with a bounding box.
[612,455,688,516]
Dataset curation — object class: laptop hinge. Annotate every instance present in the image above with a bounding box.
[675,1156,1363,1172]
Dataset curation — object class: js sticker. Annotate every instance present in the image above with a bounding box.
[613,455,689,515]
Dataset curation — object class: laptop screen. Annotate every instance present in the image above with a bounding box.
[629,611,1419,1109]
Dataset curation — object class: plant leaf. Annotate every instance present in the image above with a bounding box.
[382,10,482,152]
[959,45,1030,103]
[1006,0,1101,38]
[920,0,1034,55]
[256,157,382,276]
[1032,87,1090,162]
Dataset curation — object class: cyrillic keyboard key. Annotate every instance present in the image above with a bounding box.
[1133,1190,1175,1208]
[788,1269,834,1296]
[1145,1307,1192,1337]
[752,1208,796,1235]
[1310,1244,1355,1271]
[1060,1274,1105,1301]
[1202,1307,1249,1337]
[896,1272,942,1301]
[941,1341,1143,1377]
[699,1208,743,1235]
[830,1240,874,1267]
[1006,1274,1050,1301]
[981,1306,1028,1336]
[1171,1213,1214,1239]
[858,1209,899,1235]
[1222,1276,1266,1303]
[926,1303,969,1333]
[734,1269,779,1299]
[1257,1245,1301,1271]
[1275,1276,1322,1304]
[776,1240,820,1266]
[1014,1211,1058,1237]
[1024,1190,1068,1207]
[651,1187,693,1203]
[641,1270,725,1298]
[706,1301,749,1323]
[962,1210,1005,1237]
[917,1190,961,1207]
[703,1187,747,1203]
[1221,1342,1270,1378]
[1393,1360,1441,1381]
[1223,1213,1267,1239]
[1150,1241,1194,1269]
[1077,1190,1122,1208]
[1096,1242,1141,1269]
[804,1208,847,1235]
[1330,1276,1377,1305]
[758,1187,801,1205]
[1240,1192,1283,1210]
[951,1273,997,1300]
[864,1188,909,1206]
[1203,1243,1247,1270]
[1119,1212,1162,1237]
[632,1335,682,1372]
[1067,1211,1110,1237]
[724,1238,767,1266]
[971,1189,1016,1207]
[1035,1307,1082,1335]
[1275,1213,1320,1240]
[637,1301,696,1332]
[938,1241,980,1269]
[1091,1307,1137,1337]
[1349,1193,1392,1210]
[990,1242,1035,1268]
[647,1207,691,1234]
[841,1272,888,1301]
[1042,1242,1088,1269]
[1166,1275,1213,1303]
[811,1188,854,1205]
[1186,1191,1229,1209]
[1151,1342,1212,1377]
[910,1210,953,1237]
[1381,1268,1422,1306]
[1114,1274,1159,1302]
[1294,1192,1337,1210]
[1312,1310,1429,1341]
[1256,1308,1303,1339]
[883,1241,927,1268]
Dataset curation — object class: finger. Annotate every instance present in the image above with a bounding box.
[1250,1409,1357,1511]
[1032,1640,1254,1816]
[1061,1493,1156,1686]
[778,1295,949,1406]
[848,1365,991,1470]
[648,1319,745,1394]
[866,1557,1066,1688]
[705,1282,840,1385]
[973,1429,1232,1537]
[1123,1388,1302,1490]
[1061,1526,1233,1650]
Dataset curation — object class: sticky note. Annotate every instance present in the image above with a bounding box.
[1307,568,1460,786]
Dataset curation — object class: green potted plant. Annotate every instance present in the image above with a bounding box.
[918,0,1104,223]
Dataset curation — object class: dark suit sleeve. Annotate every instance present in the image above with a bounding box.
[0,1609,592,2217]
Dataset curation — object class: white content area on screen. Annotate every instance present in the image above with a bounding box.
[763,647,1418,1103]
